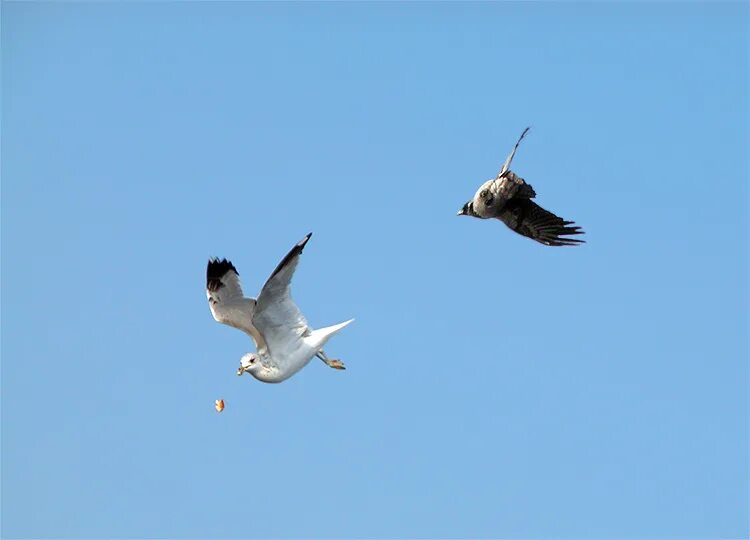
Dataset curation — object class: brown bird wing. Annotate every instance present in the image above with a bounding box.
[497,198,585,246]
[490,170,536,202]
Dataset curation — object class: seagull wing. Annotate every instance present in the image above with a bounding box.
[206,258,266,349]
[253,233,312,357]
[497,198,585,246]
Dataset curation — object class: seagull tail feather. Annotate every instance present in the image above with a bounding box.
[308,318,355,349]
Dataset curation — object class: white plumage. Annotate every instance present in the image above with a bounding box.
[207,233,352,383]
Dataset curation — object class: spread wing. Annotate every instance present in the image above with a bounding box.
[497,198,585,246]
[498,126,530,177]
[206,258,265,349]
[253,233,312,357]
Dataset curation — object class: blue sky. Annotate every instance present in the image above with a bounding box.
[2,2,747,538]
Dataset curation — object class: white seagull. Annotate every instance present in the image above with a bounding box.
[206,233,353,383]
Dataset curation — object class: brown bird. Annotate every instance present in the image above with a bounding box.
[457,128,585,246]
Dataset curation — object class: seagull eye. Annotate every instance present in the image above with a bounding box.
[480,189,494,205]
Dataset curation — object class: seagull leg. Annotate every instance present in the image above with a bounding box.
[316,350,346,370]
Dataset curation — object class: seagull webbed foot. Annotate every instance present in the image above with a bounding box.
[325,359,346,370]
[316,350,346,370]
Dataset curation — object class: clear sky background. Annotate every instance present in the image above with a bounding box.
[2,3,747,538]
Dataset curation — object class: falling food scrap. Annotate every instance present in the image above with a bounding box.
[215,399,225,413]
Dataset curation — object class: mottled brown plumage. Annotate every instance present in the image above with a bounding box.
[457,128,585,246]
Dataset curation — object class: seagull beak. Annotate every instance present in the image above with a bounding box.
[457,202,470,216]
[237,367,243,376]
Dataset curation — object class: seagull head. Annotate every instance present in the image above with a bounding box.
[457,200,477,217]
[237,353,261,376]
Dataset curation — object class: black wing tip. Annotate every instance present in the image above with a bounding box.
[207,257,238,275]
[299,232,313,249]
[267,233,314,282]
[293,232,313,257]
[207,258,238,291]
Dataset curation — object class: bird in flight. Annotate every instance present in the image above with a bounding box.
[206,233,353,383]
[457,128,585,246]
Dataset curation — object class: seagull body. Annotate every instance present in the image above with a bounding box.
[458,128,585,246]
[207,233,353,383]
